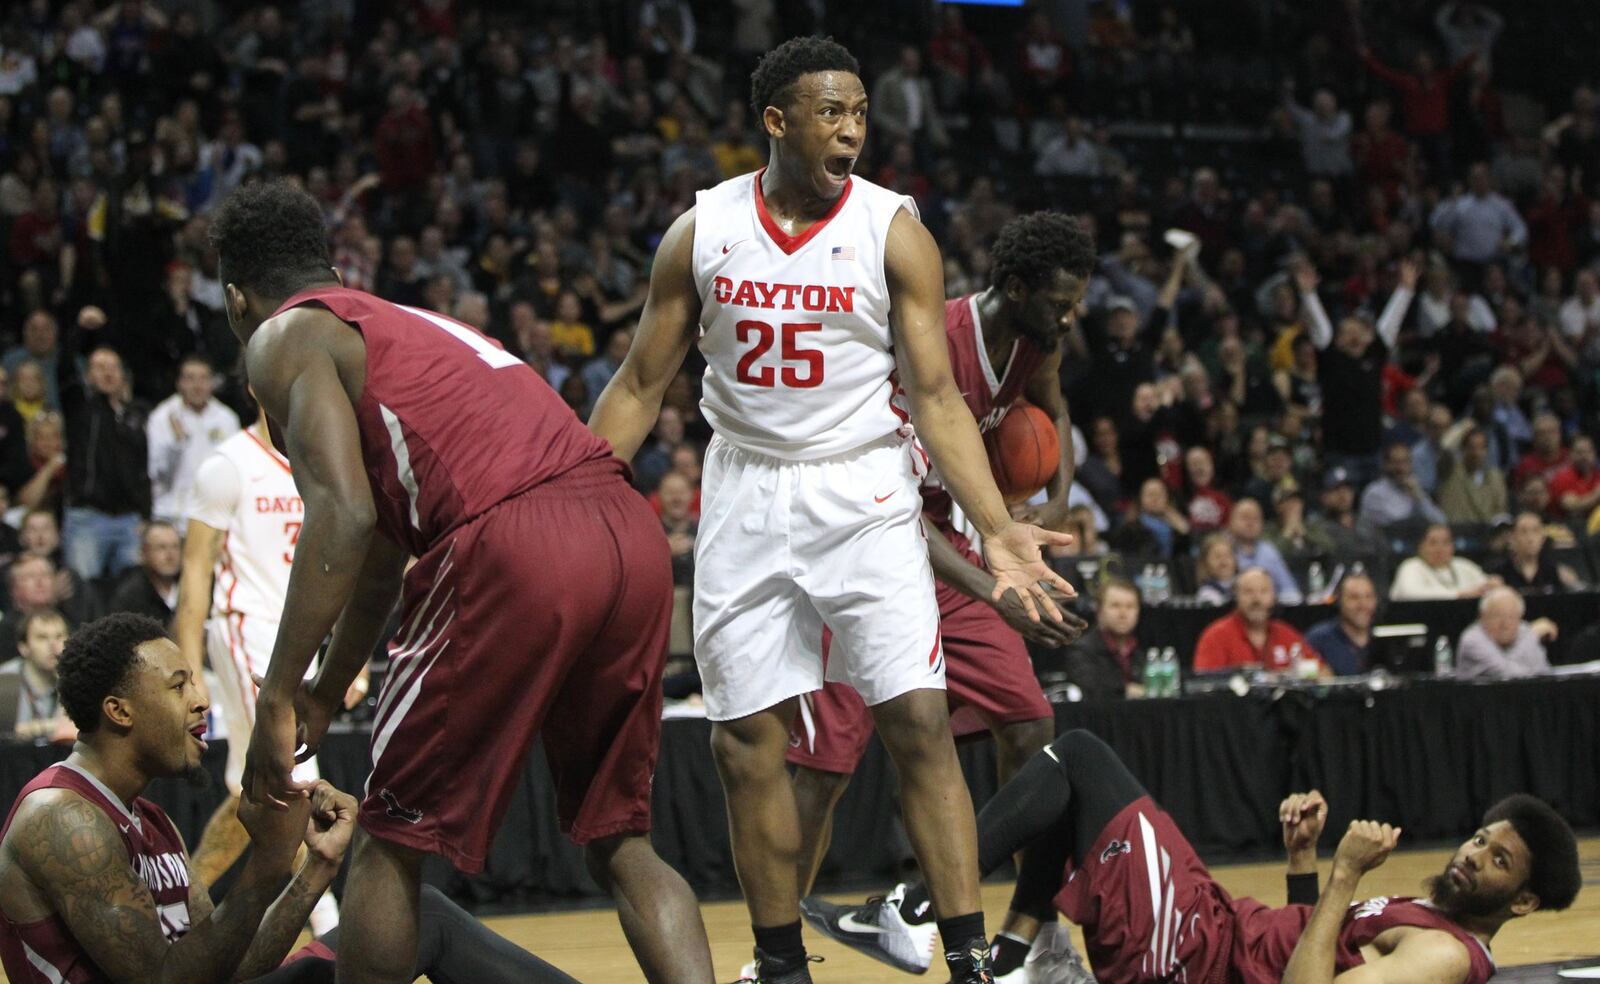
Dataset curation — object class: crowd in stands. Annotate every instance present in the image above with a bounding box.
[0,0,1598,724]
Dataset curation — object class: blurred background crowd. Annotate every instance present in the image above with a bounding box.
[1,0,1599,733]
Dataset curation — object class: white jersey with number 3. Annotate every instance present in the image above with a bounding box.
[187,428,300,636]
[692,170,917,459]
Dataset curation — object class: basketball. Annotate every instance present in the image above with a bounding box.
[986,403,1058,504]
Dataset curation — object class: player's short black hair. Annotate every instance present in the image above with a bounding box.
[1483,794,1581,910]
[990,212,1097,292]
[210,179,334,298]
[57,614,169,734]
[749,36,860,121]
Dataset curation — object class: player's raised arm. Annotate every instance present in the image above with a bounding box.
[589,208,701,461]
[242,306,376,808]
[173,515,225,688]
[885,209,1074,621]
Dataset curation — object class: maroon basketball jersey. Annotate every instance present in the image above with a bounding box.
[271,287,614,555]
[920,294,1048,527]
[0,763,192,983]
[1229,895,1496,984]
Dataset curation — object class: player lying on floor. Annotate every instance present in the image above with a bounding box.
[806,729,1580,984]
[0,614,578,984]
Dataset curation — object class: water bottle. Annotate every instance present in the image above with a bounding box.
[1307,562,1326,601]
[1433,635,1454,678]
[1161,646,1180,697]
[1137,565,1156,604]
[1142,647,1162,695]
[1152,564,1171,605]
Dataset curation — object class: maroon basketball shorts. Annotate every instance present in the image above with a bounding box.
[787,524,1052,774]
[359,459,670,872]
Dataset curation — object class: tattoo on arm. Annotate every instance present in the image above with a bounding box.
[233,863,335,981]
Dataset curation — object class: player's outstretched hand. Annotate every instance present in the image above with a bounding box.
[1279,790,1328,854]
[302,780,359,867]
[1009,497,1072,532]
[984,521,1077,623]
[995,584,1088,646]
[1332,820,1400,877]
[241,695,315,810]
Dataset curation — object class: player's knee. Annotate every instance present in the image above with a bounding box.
[999,718,1056,764]
[583,833,657,893]
[873,690,954,759]
[710,721,787,786]
[1046,729,1115,771]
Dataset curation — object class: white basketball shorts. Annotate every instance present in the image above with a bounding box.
[693,432,945,721]
[206,615,320,794]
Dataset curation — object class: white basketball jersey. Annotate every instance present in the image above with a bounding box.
[187,429,299,629]
[692,170,917,459]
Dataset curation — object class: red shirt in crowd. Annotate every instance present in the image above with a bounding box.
[1186,486,1233,531]
[1547,465,1600,516]
[1361,51,1476,137]
[1193,611,1322,673]
[1513,448,1570,489]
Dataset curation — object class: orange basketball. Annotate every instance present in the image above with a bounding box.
[986,403,1059,504]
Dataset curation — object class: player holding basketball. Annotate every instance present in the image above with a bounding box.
[817,730,1581,983]
[589,37,1075,984]
[789,212,1095,972]
[173,395,356,936]
[212,181,713,983]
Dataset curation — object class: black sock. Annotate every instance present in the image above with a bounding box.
[989,932,1031,976]
[898,883,935,925]
[938,911,987,959]
[753,920,806,969]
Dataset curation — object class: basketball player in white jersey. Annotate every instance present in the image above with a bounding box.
[590,37,1075,984]
[173,402,361,933]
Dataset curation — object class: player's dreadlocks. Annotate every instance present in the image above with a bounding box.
[989,212,1097,291]
[1483,794,1582,910]
[57,613,170,733]
[749,36,861,121]
[210,178,335,298]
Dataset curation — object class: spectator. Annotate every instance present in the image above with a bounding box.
[1358,43,1476,174]
[59,312,151,582]
[1430,162,1528,270]
[1455,586,1556,680]
[1303,572,1379,676]
[870,47,948,155]
[633,406,685,494]
[659,471,697,587]
[12,362,49,424]
[1061,578,1143,701]
[0,608,73,741]
[1193,532,1238,606]
[1125,477,1189,561]
[1547,433,1600,520]
[1491,512,1583,592]
[1182,445,1231,532]
[1192,568,1322,673]
[1227,498,1302,604]
[1486,366,1533,459]
[1557,268,1600,362]
[1437,426,1509,524]
[1267,484,1333,561]
[1281,83,1353,179]
[17,411,66,514]
[107,522,182,624]
[1035,114,1102,178]
[0,554,70,657]
[1389,523,1494,600]
[1435,3,1505,68]
[2,310,61,410]
[581,328,634,416]
[145,355,241,525]
[1241,437,1297,516]
[1512,412,1569,488]
[1360,441,1448,529]
[0,367,30,494]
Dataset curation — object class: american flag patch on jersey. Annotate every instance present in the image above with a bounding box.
[831,246,855,261]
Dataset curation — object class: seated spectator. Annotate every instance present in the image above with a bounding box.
[1437,425,1508,524]
[1307,467,1386,560]
[1390,523,1495,600]
[581,328,633,418]
[649,443,703,518]
[1126,477,1190,560]
[1193,532,1237,606]
[17,410,65,513]
[1513,475,1579,547]
[1267,484,1334,560]
[12,362,49,424]
[1192,568,1323,673]
[1511,411,1567,488]
[1303,572,1379,676]
[658,472,697,587]
[0,608,73,741]
[1061,578,1143,701]
[1456,586,1557,680]
[1182,446,1231,532]
[633,406,685,493]
[1360,441,1447,529]
[106,522,182,625]
[1491,511,1583,591]
[1051,505,1109,559]
[0,554,75,658]
[1228,498,1302,604]
[1241,436,1297,515]
[1547,433,1600,520]
[15,508,88,617]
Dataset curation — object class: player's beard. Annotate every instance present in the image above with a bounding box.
[1426,869,1517,918]
[183,764,212,789]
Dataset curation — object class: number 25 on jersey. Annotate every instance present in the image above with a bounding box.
[735,320,825,388]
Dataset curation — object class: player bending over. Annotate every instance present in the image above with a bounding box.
[813,729,1580,983]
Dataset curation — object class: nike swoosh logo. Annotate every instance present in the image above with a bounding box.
[722,240,747,254]
[874,490,897,503]
[837,912,889,935]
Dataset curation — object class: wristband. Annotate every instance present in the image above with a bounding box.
[1287,870,1320,905]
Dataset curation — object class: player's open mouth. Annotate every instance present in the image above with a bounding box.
[823,156,855,182]
[1447,864,1471,889]
[189,723,208,752]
